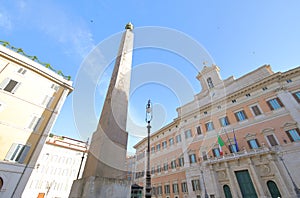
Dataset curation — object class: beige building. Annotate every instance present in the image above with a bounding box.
[133,64,300,198]
[22,134,88,198]
[0,42,73,197]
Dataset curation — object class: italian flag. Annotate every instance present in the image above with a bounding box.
[218,135,225,155]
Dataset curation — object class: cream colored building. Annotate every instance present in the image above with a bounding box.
[0,42,73,197]
[22,134,88,198]
[133,65,300,198]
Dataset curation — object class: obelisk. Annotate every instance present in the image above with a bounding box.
[69,23,134,198]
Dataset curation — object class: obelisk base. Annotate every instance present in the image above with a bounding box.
[69,176,131,198]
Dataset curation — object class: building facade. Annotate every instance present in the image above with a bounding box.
[22,134,88,198]
[133,64,300,198]
[0,42,73,197]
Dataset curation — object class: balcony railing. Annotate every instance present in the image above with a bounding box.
[207,146,273,164]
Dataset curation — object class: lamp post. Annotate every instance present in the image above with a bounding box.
[278,154,300,197]
[200,170,209,198]
[77,138,89,179]
[145,100,152,198]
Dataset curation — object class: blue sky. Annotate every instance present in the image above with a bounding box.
[1,1,300,154]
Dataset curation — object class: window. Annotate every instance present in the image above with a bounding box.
[247,139,260,149]
[164,184,170,194]
[181,182,188,193]
[207,77,214,88]
[5,143,31,163]
[151,146,155,154]
[162,141,167,149]
[151,166,155,174]
[235,110,247,121]
[266,135,278,146]
[156,144,161,151]
[202,151,208,161]
[232,99,237,103]
[189,154,197,164]
[171,160,176,169]
[185,130,192,139]
[219,116,230,127]
[267,98,284,110]
[223,185,233,198]
[262,87,268,91]
[163,162,168,171]
[205,122,214,131]
[213,148,221,157]
[157,165,161,173]
[51,83,60,91]
[246,93,251,97]
[157,186,162,195]
[42,95,54,108]
[286,79,292,83]
[292,91,300,103]
[196,126,202,135]
[286,129,300,142]
[172,183,179,193]
[176,134,182,143]
[17,68,27,75]
[28,116,43,131]
[251,105,262,116]
[0,78,21,94]
[191,179,201,191]
[178,157,184,167]
[169,138,174,146]
[229,144,238,153]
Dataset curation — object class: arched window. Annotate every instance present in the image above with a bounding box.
[207,77,214,88]
[0,177,3,190]
[223,185,232,198]
[267,180,281,198]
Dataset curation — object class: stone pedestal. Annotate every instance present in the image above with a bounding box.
[69,176,131,198]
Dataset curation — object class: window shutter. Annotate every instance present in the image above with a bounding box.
[293,92,300,103]
[28,116,38,129]
[276,98,284,107]
[0,78,9,90]
[4,143,18,161]
[247,140,252,149]
[242,110,248,119]
[17,145,30,163]
[11,82,21,94]
[285,131,293,142]
[234,112,239,121]
[34,117,43,132]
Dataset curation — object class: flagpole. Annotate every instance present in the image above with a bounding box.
[233,128,239,152]
[224,128,233,153]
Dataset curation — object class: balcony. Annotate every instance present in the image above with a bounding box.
[206,146,274,164]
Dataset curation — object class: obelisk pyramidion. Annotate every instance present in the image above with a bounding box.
[69,23,134,198]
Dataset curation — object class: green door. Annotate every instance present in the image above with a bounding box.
[235,170,258,198]
[223,185,233,198]
[267,181,281,198]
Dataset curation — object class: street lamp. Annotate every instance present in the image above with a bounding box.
[200,170,209,198]
[77,138,89,179]
[278,154,300,198]
[145,100,152,198]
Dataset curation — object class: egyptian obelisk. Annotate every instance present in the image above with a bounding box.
[69,23,134,198]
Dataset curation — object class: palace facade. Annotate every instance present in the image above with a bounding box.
[133,64,300,198]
